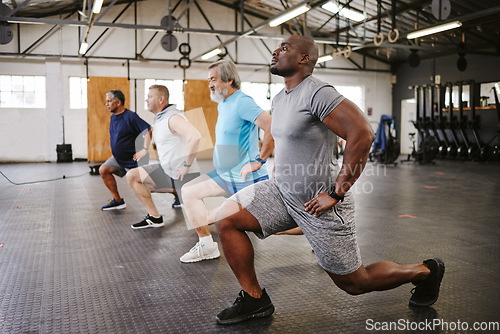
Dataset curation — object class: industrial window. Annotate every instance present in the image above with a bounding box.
[0,75,46,108]
[69,77,88,109]
[144,79,184,111]
[335,85,365,113]
[241,82,285,112]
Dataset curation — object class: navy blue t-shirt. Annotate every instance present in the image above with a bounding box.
[109,109,151,168]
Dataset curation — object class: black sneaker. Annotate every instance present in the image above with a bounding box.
[131,214,164,229]
[172,196,181,208]
[216,289,274,325]
[409,258,445,307]
[102,198,126,211]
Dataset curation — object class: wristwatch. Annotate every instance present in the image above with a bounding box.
[255,156,267,164]
[328,190,344,202]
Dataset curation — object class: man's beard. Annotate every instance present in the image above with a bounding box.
[270,65,289,77]
[210,87,228,103]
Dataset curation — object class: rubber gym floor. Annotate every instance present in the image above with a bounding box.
[1,159,499,333]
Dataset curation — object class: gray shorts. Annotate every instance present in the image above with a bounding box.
[229,178,362,275]
[102,156,130,178]
[141,163,200,203]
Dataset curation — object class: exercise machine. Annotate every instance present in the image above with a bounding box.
[370,115,400,166]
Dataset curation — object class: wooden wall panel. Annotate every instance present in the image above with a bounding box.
[184,80,218,159]
[87,77,130,163]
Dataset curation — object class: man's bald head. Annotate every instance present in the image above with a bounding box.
[288,35,318,72]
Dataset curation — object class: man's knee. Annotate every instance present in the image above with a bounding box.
[126,168,139,183]
[335,281,366,295]
[328,268,369,295]
[181,183,199,201]
[99,165,112,177]
[215,200,263,237]
[214,204,234,233]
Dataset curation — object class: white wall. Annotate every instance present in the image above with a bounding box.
[0,0,391,162]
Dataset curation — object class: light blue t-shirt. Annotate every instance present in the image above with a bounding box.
[214,90,269,183]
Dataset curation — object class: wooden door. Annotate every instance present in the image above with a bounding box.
[87,77,130,163]
[184,80,218,159]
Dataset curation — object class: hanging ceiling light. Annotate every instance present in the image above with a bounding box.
[321,2,366,22]
[92,0,104,14]
[201,48,222,60]
[317,54,334,63]
[79,41,89,55]
[407,21,462,39]
[269,4,311,27]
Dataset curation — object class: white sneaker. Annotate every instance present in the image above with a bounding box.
[180,241,220,263]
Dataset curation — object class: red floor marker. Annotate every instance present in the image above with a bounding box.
[424,186,439,189]
[434,172,445,175]
[398,214,417,218]
[9,206,21,209]
[0,243,4,248]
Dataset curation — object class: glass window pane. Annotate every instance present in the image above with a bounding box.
[24,92,35,108]
[69,77,86,109]
[69,77,80,109]
[12,92,24,107]
[23,76,35,91]
[241,82,270,111]
[0,91,12,107]
[0,75,45,108]
[70,91,79,109]
[336,85,365,112]
[11,76,23,91]
[34,90,45,108]
[0,75,12,91]
[81,78,87,108]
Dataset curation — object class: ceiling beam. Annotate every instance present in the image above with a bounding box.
[22,10,77,55]
[7,0,32,16]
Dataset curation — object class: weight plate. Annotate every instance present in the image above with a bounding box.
[431,0,451,20]
[161,34,178,52]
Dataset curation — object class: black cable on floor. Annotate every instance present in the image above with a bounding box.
[0,170,89,186]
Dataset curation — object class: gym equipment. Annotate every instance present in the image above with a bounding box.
[408,86,438,164]
[427,85,449,159]
[435,84,452,158]
[401,132,418,163]
[445,83,462,158]
[370,115,400,166]
[455,82,473,159]
[89,165,101,175]
[407,81,499,163]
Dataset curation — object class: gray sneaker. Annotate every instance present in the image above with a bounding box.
[180,241,220,263]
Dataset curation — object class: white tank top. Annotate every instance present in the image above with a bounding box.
[153,105,200,179]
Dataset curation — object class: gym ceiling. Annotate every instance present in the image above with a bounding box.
[0,0,499,69]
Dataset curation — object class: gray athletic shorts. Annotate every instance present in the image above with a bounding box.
[102,156,130,178]
[230,178,362,275]
[141,163,200,203]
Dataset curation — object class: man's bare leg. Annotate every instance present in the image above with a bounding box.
[180,174,227,262]
[126,167,161,217]
[99,165,122,202]
[215,199,274,325]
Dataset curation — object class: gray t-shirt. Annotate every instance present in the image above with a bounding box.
[271,75,345,209]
